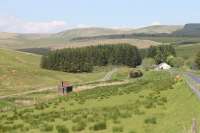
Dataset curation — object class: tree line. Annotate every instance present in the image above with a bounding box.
[140,45,176,64]
[196,51,200,69]
[41,44,142,73]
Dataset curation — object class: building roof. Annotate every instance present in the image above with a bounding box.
[61,81,72,87]
[158,62,171,67]
[156,62,171,70]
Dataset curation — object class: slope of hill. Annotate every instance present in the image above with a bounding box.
[0,48,111,96]
[55,27,129,39]
[176,43,200,58]
[132,25,183,34]
[0,25,182,50]
[173,23,200,36]
[52,38,160,49]
[0,32,19,39]
[1,71,200,133]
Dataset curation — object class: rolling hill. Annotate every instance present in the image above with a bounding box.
[0,25,182,50]
[55,27,129,39]
[173,23,200,36]
[0,48,111,96]
[132,25,183,34]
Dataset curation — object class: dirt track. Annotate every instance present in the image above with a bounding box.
[0,68,125,99]
[74,80,129,92]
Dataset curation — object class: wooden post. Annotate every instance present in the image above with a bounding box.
[191,118,198,133]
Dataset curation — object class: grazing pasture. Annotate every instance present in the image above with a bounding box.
[0,48,113,96]
[0,71,199,133]
[175,43,200,59]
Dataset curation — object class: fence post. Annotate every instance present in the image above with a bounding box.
[191,118,198,133]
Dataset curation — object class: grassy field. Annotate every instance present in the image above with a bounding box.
[0,36,159,50]
[0,48,112,96]
[54,38,159,49]
[0,71,199,133]
[134,36,200,43]
[175,43,200,59]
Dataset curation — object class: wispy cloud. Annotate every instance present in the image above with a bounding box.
[0,16,68,33]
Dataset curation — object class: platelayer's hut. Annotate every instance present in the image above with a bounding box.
[58,81,73,95]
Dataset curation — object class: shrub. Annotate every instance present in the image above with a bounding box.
[21,125,30,132]
[92,121,107,131]
[56,125,69,133]
[12,123,24,130]
[40,123,54,132]
[72,116,82,123]
[113,118,121,124]
[87,115,95,122]
[72,121,86,132]
[129,69,143,78]
[167,56,184,68]
[144,117,157,124]
[112,126,124,132]
[147,45,176,64]
[195,51,200,69]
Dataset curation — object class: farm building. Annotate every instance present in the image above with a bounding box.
[58,81,73,95]
[155,62,171,70]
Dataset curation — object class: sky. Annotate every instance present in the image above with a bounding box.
[0,0,200,33]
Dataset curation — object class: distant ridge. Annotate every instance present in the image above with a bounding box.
[173,23,200,36]
[132,25,183,34]
[0,24,189,50]
[55,27,129,39]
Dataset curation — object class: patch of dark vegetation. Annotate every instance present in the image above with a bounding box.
[129,69,143,78]
[144,117,157,124]
[172,41,199,45]
[72,121,86,132]
[56,125,69,133]
[141,45,176,64]
[196,51,200,69]
[91,121,107,131]
[40,123,54,132]
[112,125,124,132]
[18,48,50,55]
[41,44,142,73]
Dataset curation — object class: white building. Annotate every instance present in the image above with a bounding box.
[155,62,171,70]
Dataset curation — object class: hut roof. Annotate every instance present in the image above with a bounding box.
[62,81,72,87]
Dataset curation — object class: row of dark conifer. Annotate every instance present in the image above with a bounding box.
[41,44,142,72]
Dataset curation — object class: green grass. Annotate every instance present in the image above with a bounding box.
[175,44,200,59]
[0,48,112,96]
[134,36,200,43]
[111,66,132,80]
[0,71,200,133]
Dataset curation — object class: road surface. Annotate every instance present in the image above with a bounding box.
[185,72,200,100]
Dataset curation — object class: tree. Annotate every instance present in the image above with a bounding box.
[41,43,142,73]
[147,45,176,64]
[167,56,184,68]
[147,46,157,58]
[195,51,200,69]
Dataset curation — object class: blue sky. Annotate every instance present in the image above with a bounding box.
[0,0,200,33]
